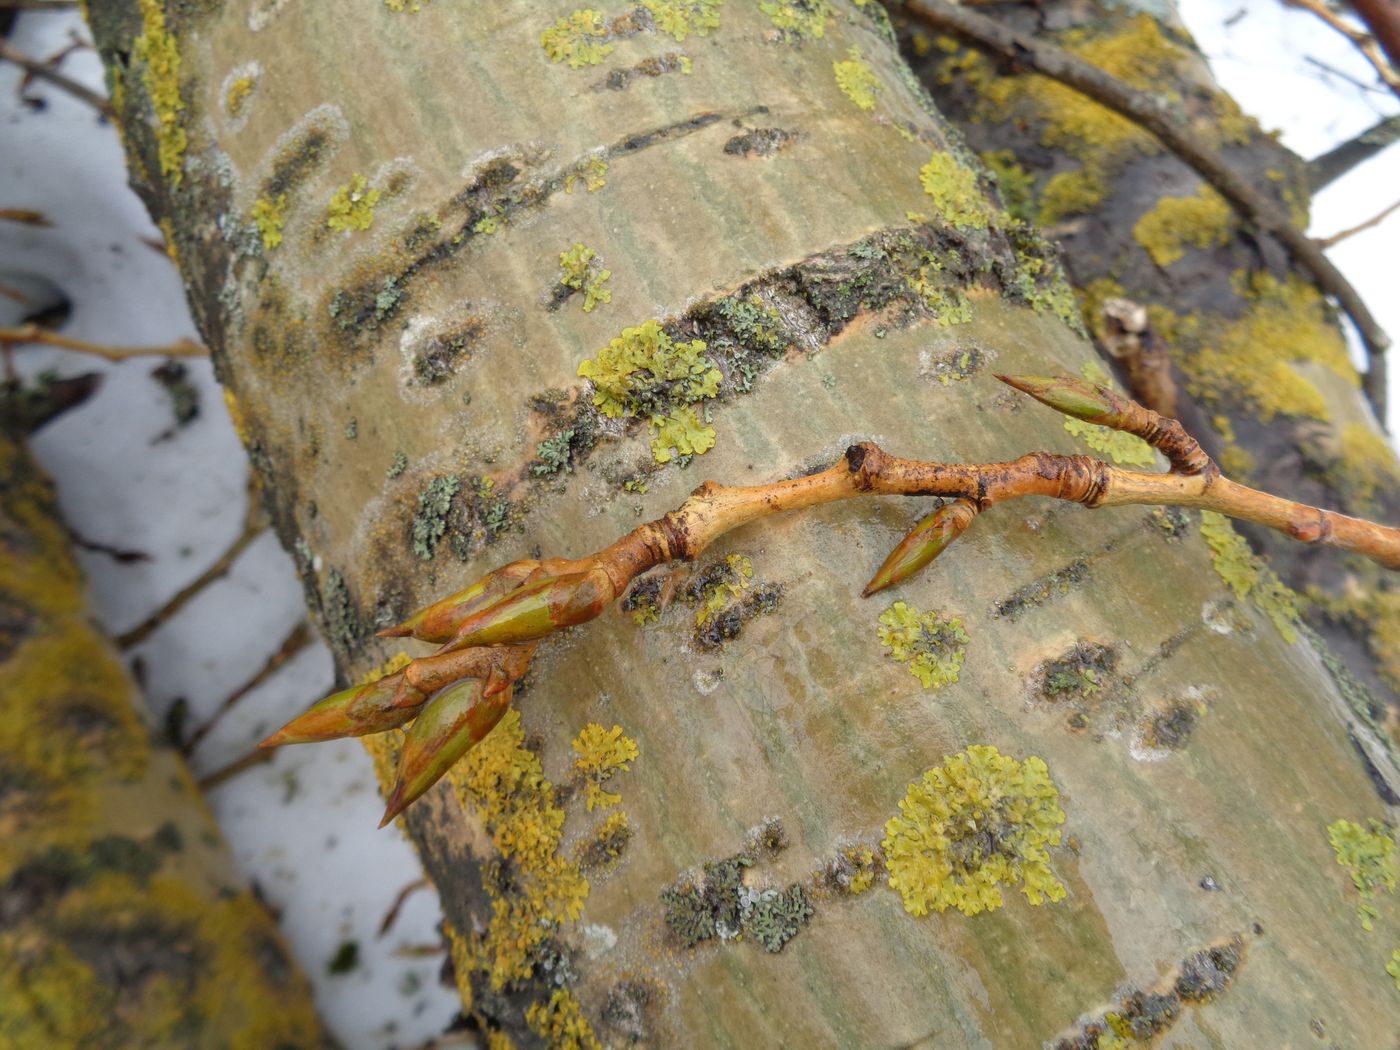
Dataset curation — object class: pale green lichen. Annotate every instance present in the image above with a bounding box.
[833,48,881,111]
[979,150,1036,224]
[577,320,721,464]
[1328,818,1398,930]
[1133,185,1234,267]
[919,151,996,231]
[878,600,969,690]
[133,0,186,183]
[760,0,832,38]
[559,243,612,313]
[883,744,1066,916]
[1199,510,1299,643]
[1389,948,1400,990]
[1062,362,1155,466]
[326,174,380,233]
[642,0,721,41]
[251,194,287,250]
[410,475,461,560]
[541,9,615,67]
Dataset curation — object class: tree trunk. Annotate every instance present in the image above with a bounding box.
[0,424,327,1047]
[92,2,1400,1046]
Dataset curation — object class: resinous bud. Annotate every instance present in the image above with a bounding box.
[996,374,1119,424]
[438,565,616,653]
[260,671,419,747]
[862,499,978,597]
[379,678,513,826]
[378,560,540,643]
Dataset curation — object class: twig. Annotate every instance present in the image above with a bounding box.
[378,877,431,938]
[268,375,1400,824]
[0,207,50,226]
[902,0,1393,419]
[1346,0,1400,96]
[1304,54,1392,95]
[1316,196,1400,247]
[1308,113,1400,191]
[0,322,206,361]
[0,38,113,118]
[1285,0,1400,98]
[182,622,315,756]
[198,747,274,791]
[116,481,267,649]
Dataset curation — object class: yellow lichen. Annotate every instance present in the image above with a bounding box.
[132,0,186,184]
[883,745,1067,916]
[760,0,832,38]
[1037,167,1106,226]
[385,0,431,10]
[1132,185,1234,267]
[641,0,721,41]
[225,74,255,116]
[559,243,612,313]
[251,194,287,250]
[979,150,1036,224]
[572,723,639,812]
[564,157,609,193]
[1335,422,1400,504]
[1181,273,1355,422]
[326,173,380,233]
[526,989,601,1050]
[449,709,590,987]
[695,553,753,627]
[877,600,969,690]
[541,9,614,68]
[1199,510,1299,643]
[1328,818,1398,930]
[919,151,996,231]
[833,48,881,111]
[1212,414,1256,478]
[577,319,721,464]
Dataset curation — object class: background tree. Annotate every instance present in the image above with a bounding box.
[80,0,1400,1046]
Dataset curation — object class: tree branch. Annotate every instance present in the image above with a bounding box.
[1350,0,1400,94]
[1307,112,1400,191]
[901,0,1393,419]
[264,375,1400,825]
[0,38,113,118]
[1285,0,1400,99]
[1315,196,1400,247]
[0,322,206,361]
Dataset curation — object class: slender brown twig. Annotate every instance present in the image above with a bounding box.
[1351,0,1400,85]
[0,207,50,226]
[1286,0,1400,98]
[903,0,1393,417]
[266,375,1400,825]
[1316,196,1400,247]
[0,38,113,118]
[1308,113,1400,191]
[0,323,206,362]
[197,747,275,791]
[378,877,431,938]
[117,481,267,649]
[182,621,315,756]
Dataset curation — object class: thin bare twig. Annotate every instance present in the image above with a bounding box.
[1346,0,1400,95]
[182,622,315,756]
[903,0,1393,418]
[0,38,113,118]
[1308,113,1400,191]
[0,322,206,361]
[0,207,50,226]
[198,747,275,791]
[1285,0,1400,97]
[378,877,431,938]
[1316,197,1400,247]
[117,481,267,649]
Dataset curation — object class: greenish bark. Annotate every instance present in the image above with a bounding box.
[93,2,1400,1046]
[0,424,327,1048]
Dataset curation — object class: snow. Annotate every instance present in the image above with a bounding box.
[0,2,1394,1046]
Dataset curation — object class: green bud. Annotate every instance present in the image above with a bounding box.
[260,672,418,747]
[378,560,540,642]
[862,499,977,597]
[437,566,615,653]
[996,373,1118,423]
[379,679,513,826]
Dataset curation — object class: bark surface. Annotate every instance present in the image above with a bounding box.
[93,2,1400,1046]
[0,424,327,1048]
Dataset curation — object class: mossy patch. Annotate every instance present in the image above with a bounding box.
[681,553,782,651]
[1038,168,1106,227]
[760,0,833,38]
[883,744,1066,916]
[1199,511,1298,643]
[834,48,881,111]
[1328,818,1397,930]
[919,151,997,231]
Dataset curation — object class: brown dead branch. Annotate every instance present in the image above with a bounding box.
[1315,196,1400,247]
[0,38,113,118]
[902,0,1393,418]
[0,322,206,362]
[182,621,315,756]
